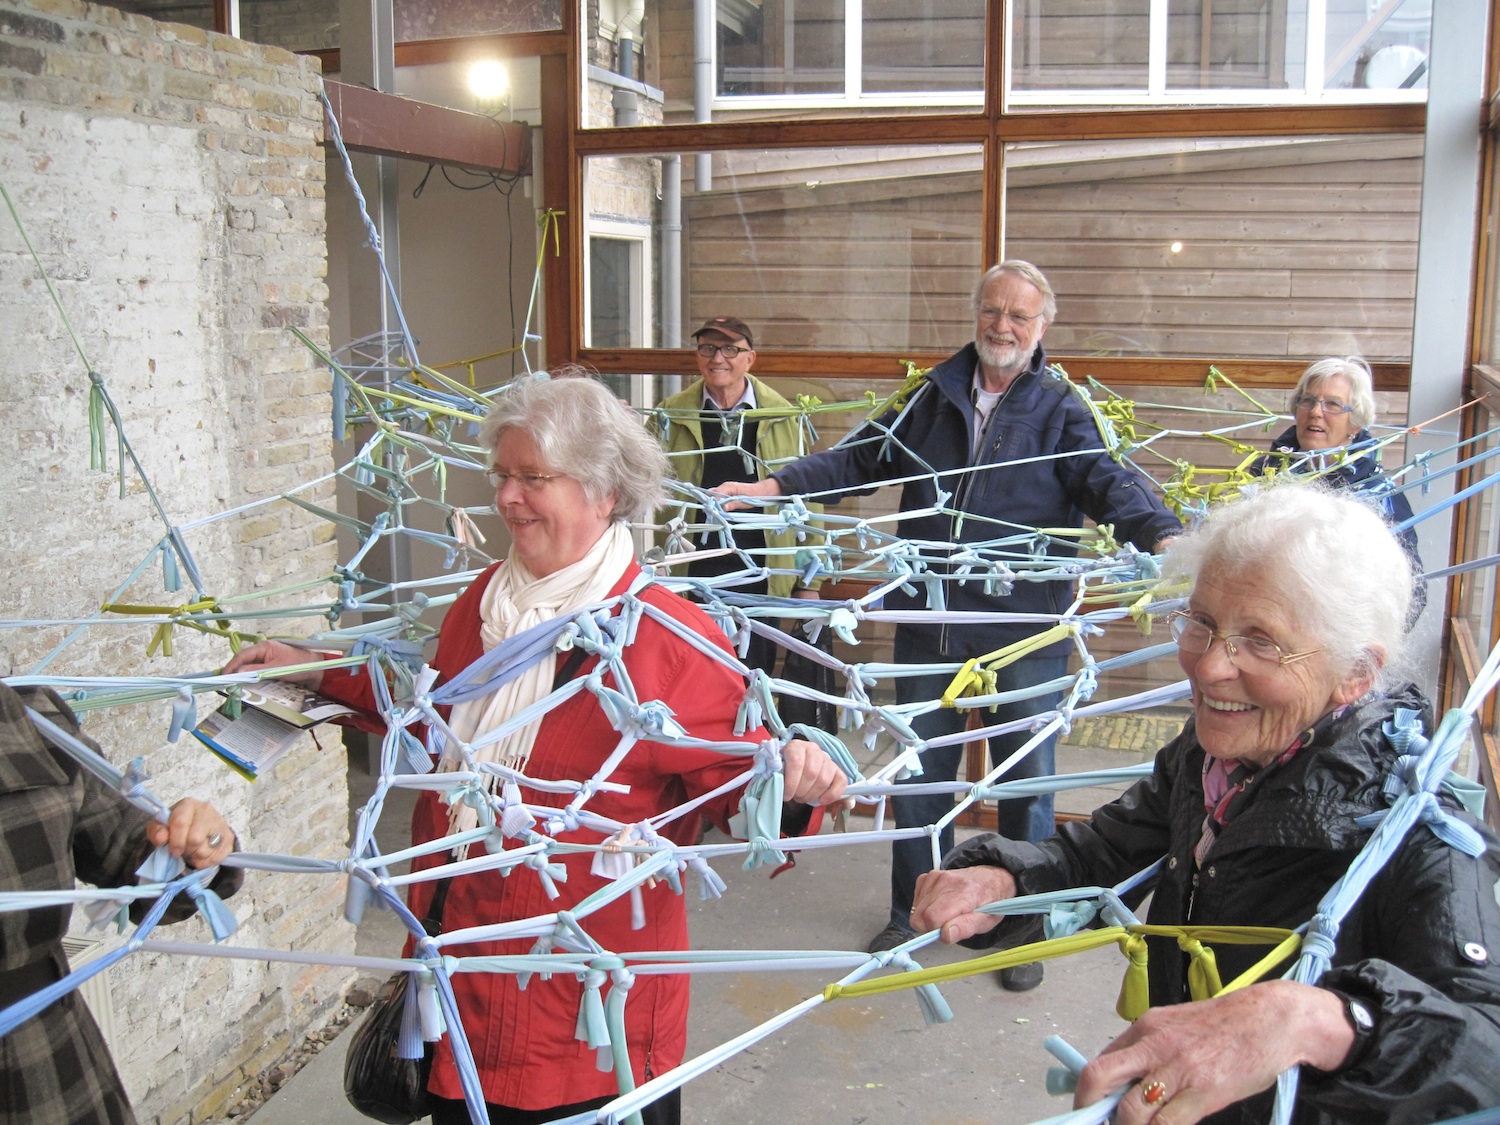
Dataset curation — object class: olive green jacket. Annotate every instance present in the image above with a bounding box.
[657,373,822,598]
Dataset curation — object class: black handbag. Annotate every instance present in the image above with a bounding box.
[343,876,453,1123]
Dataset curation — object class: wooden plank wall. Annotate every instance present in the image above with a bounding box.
[680,136,1422,359]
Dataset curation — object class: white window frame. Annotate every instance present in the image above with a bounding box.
[708,0,1429,111]
[583,220,654,349]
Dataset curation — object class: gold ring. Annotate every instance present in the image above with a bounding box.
[1142,1080,1168,1106]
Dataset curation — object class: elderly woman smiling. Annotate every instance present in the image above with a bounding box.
[911,484,1500,1125]
[227,374,846,1125]
[1254,357,1423,621]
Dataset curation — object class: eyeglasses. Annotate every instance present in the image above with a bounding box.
[1293,395,1353,415]
[696,343,748,359]
[1167,610,1322,671]
[975,307,1042,328]
[485,469,560,492]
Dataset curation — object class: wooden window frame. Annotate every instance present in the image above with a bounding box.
[282,6,1426,390]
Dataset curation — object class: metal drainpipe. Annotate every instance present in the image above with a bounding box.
[693,0,712,189]
[662,155,682,347]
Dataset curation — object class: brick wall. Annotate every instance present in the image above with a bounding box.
[0,1,355,1121]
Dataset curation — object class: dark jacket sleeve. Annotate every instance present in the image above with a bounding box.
[1053,397,1181,551]
[19,686,243,922]
[941,731,1183,946]
[772,392,926,501]
[1300,818,1500,1121]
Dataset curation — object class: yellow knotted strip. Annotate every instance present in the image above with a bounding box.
[411,363,508,403]
[940,623,1080,707]
[427,346,528,385]
[823,928,1128,1004]
[99,598,259,657]
[341,384,485,426]
[1116,931,1150,1019]
[856,361,931,422]
[1202,365,1280,419]
[1214,930,1305,997]
[822,923,1297,1018]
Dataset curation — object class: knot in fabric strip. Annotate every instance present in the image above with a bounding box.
[1115,933,1150,1021]
[1179,935,1221,1001]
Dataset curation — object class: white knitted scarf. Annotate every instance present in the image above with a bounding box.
[443,521,634,838]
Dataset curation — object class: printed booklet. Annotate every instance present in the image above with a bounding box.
[193,681,354,780]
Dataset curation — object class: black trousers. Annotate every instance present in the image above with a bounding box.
[429,1088,681,1125]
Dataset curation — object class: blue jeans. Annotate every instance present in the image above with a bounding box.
[886,631,1067,928]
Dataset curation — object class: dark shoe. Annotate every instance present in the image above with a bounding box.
[867,922,916,954]
[999,962,1044,991]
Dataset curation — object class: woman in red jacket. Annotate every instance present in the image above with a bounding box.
[227,374,846,1125]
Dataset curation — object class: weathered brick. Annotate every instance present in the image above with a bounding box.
[0,6,63,41]
[3,1,343,1121]
[0,38,44,72]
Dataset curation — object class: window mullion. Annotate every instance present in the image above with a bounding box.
[1307,0,1328,97]
[1148,0,1167,97]
[846,0,864,102]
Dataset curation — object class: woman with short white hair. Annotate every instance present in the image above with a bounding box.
[1253,356,1424,623]
[913,482,1500,1124]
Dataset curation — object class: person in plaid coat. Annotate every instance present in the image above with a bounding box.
[0,682,241,1125]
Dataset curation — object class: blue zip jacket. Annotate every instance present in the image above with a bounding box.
[773,343,1181,656]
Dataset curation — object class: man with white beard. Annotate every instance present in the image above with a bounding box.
[717,262,1180,990]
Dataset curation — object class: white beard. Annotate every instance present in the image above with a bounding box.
[976,335,1026,375]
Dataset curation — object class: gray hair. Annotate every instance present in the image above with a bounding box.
[479,372,668,521]
[971,260,1058,325]
[1162,480,1410,686]
[1293,356,1376,432]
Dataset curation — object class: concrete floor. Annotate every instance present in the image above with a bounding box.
[248,724,1171,1125]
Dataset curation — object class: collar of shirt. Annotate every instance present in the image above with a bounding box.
[702,381,757,412]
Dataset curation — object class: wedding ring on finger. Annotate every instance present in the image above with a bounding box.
[207,832,223,850]
[1141,1080,1169,1107]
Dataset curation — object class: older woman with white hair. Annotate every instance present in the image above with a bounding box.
[227,374,847,1125]
[912,483,1500,1124]
[1254,356,1423,620]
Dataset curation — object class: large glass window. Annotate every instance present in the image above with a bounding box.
[1004,134,1424,360]
[582,145,985,349]
[1009,0,1430,106]
[615,0,1429,127]
[635,0,984,124]
[719,0,845,96]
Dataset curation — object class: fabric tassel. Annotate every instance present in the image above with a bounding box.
[343,875,371,926]
[913,982,954,1026]
[1181,937,1221,1001]
[166,687,195,744]
[690,857,726,900]
[161,542,181,593]
[1116,933,1150,1021]
[575,970,611,1049]
[500,781,536,837]
[135,844,184,885]
[629,886,646,930]
[184,881,238,941]
[416,970,447,1041]
[85,899,131,933]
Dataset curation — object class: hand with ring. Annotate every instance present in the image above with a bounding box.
[146,798,236,869]
[1071,981,1358,1123]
